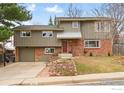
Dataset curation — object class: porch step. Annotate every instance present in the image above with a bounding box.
[58,53,73,59]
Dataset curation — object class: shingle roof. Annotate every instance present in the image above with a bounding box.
[56,17,113,21]
[13,25,64,31]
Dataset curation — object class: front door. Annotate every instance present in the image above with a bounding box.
[62,40,67,53]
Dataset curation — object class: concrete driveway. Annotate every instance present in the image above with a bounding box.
[0,62,46,85]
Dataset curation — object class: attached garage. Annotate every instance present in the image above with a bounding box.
[19,47,35,62]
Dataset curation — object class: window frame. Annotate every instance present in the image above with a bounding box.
[104,22,111,32]
[20,31,31,37]
[84,40,101,48]
[44,48,55,54]
[95,21,111,32]
[42,31,53,38]
[72,22,80,28]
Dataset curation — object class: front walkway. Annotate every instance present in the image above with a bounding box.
[0,62,46,85]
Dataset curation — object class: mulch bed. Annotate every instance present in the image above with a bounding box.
[37,58,77,77]
[49,59,77,76]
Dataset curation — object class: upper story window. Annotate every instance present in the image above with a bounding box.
[72,22,80,28]
[84,40,100,48]
[20,31,31,37]
[96,21,110,32]
[42,31,53,37]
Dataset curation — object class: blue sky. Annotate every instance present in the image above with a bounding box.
[22,3,102,25]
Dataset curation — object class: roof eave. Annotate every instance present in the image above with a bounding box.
[56,17,113,21]
[13,28,64,31]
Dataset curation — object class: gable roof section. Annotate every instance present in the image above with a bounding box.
[56,17,113,21]
[14,25,64,31]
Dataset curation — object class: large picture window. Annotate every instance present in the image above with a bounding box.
[20,31,31,37]
[42,31,53,37]
[84,40,100,48]
[44,48,55,54]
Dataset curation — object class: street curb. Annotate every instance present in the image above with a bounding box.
[21,76,124,85]
[1,72,124,85]
[21,77,73,85]
[71,77,124,85]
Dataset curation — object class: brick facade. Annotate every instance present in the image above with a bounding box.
[67,39,83,56]
[83,40,112,56]
[15,47,62,62]
[15,40,112,62]
[55,47,61,54]
[35,48,43,62]
[66,39,112,56]
[35,47,61,62]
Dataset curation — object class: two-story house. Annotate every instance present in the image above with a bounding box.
[14,17,113,62]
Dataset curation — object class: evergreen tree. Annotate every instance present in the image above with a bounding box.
[48,16,53,26]
[54,15,57,25]
[0,3,32,42]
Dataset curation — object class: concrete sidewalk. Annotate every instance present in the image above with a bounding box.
[20,72,124,85]
[1,72,124,85]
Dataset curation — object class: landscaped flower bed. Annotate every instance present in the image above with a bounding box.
[37,56,124,77]
[48,59,77,76]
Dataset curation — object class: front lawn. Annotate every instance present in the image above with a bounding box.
[74,56,124,75]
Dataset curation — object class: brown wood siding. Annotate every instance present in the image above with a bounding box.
[59,21,112,40]
[80,21,112,39]
[59,21,80,32]
[15,31,62,47]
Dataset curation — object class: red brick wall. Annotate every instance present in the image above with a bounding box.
[55,47,61,54]
[15,39,112,62]
[16,47,62,62]
[35,48,43,62]
[67,39,112,56]
[83,40,112,56]
[35,47,61,62]
[67,39,83,56]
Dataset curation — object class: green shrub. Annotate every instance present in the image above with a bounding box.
[89,52,93,56]
[108,52,111,56]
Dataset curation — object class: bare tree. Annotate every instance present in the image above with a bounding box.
[92,4,124,42]
[92,4,124,55]
[65,4,83,17]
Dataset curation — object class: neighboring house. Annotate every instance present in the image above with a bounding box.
[112,33,124,55]
[0,37,15,62]
[117,34,124,44]
[14,17,113,62]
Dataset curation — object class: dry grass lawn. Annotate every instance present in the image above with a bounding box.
[74,56,124,75]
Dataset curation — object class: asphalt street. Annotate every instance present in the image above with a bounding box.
[54,79,124,85]
[75,80,124,85]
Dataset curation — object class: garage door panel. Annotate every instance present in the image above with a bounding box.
[19,48,35,62]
